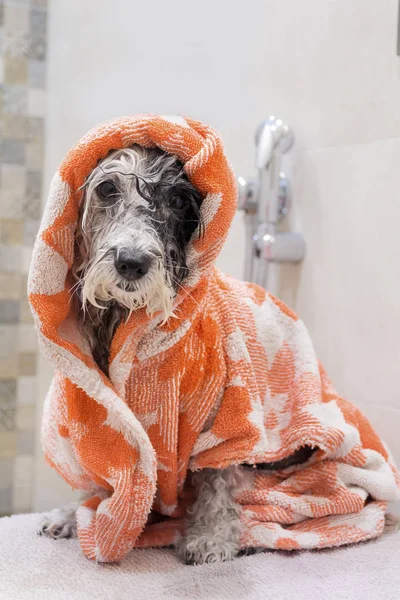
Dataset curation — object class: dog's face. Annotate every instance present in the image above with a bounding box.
[74,146,203,319]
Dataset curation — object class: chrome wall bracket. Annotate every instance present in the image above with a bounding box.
[238,116,305,283]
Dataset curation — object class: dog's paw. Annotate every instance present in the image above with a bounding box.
[178,536,239,565]
[37,504,77,540]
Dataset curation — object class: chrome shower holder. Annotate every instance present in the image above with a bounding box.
[238,116,305,284]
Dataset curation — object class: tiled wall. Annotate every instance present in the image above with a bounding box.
[0,0,47,515]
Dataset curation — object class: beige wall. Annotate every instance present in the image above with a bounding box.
[34,0,400,510]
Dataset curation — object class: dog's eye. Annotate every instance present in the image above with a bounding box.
[96,181,118,200]
[169,194,186,210]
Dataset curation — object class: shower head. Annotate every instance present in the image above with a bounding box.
[255,116,294,170]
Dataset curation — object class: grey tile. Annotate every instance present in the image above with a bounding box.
[30,7,47,37]
[5,1,30,6]
[23,219,39,244]
[0,458,14,488]
[0,272,22,300]
[28,59,45,88]
[0,488,12,514]
[0,382,17,430]
[23,170,42,218]
[29,10,47,61]
[17,431,34,454]
[26,169,42,197]
[0,300,19,323]
[25,142,43,169]
[0,380,17,432]
[0,191,24,219]
[29,34,46,61]
[3,85,27,114]
[26,116,44,143]
[12,484,33,513]
[0,325,19,359]
[0,246,22,271]
[0,405,17,431]
[1,113,27,140]
[0,139,25,164]
[18,352,36,376]
[0,380,17,402]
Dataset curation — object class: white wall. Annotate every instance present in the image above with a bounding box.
[34,0,400,509]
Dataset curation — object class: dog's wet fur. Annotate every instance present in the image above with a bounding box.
[39,146,314,564]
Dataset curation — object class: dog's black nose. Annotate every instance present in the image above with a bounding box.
[115,251,151,281]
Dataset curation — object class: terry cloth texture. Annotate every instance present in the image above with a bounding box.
[1,513,400,600]
[28,115,400,563]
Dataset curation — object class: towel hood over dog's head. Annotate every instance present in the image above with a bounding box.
[28,115,238,561]
[29,115,400,563]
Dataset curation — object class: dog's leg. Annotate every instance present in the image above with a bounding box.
[178,466,243,565]
[37,502,78,539]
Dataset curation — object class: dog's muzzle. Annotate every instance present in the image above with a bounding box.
[115,249,152,281]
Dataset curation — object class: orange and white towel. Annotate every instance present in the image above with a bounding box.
[28,115,400,563]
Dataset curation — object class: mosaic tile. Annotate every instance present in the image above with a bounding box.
[0,400,16,432]
[1,113,27,139]
[24,170,41,218]
[0,380,17,433]
[0,219,23,244]
[26,115,43,142]
[17,376,36,406]
[23,218,39,244]
[4,54,28,85]
[0,244,22,271]
[0,139,25,164]
[0,458,14,489]
[0,432,17,459]
[12,484,32,513]
[0,0,47,515]
[22,193,41,220]
[27,87,45,117]
[21,245,33,273]
[0,325,18,360]
[0,299,19,323]
[3,84,27,114]
[17,431,34,454]
[0,324,19,377]
[6,1,31,6]
[1,164,26,194]
[30,7,47,38]
[14,454,33,487]
[0,271,22,300]
[0,378,16,400]
[26,168,42,198]
[0,355,18,379]
[25,141,43,169]
[18,325,37,353]
[0,190,23,219]
[19,273,28,297]
[0,488,12,514]
[29,9,46,61]
[28,58,45,88]
[18,352,36,376]
[15,404,35,432]
[4,4,30,38]
[19,296,32,324]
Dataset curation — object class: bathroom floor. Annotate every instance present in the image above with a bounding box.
[1,513,399,600]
